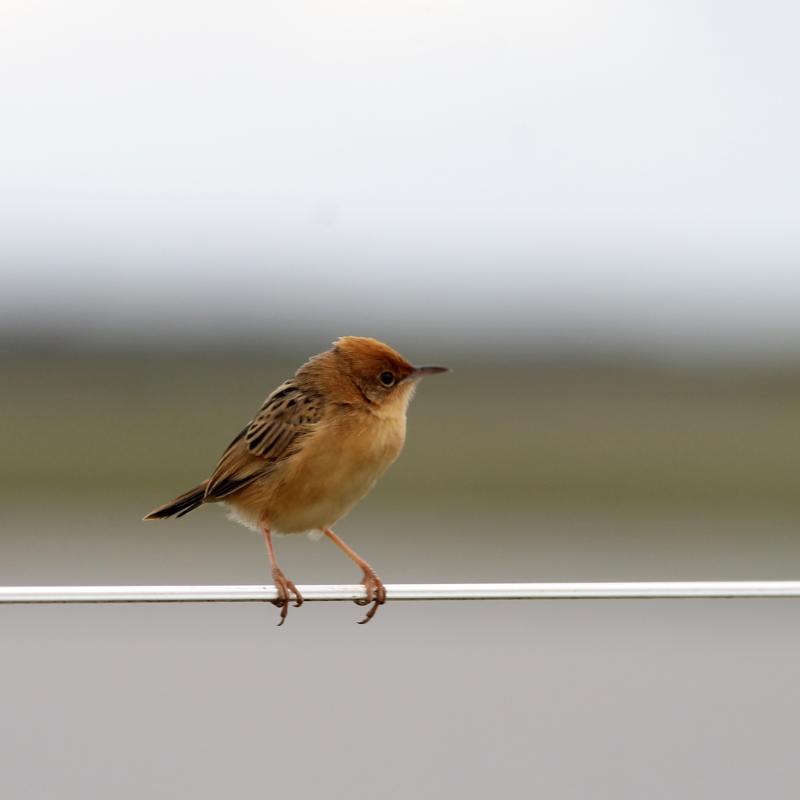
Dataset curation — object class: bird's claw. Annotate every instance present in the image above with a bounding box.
[355,569,386,624]
[271,568,303,626]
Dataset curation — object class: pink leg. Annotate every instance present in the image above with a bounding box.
[324,528,386,624]
[262,523,303,626]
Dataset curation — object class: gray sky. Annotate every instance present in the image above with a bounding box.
[2,0,799,355]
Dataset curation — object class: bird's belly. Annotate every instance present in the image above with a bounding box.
[264,415,405,534]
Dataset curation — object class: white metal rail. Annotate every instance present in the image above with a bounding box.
[1,581,800,604]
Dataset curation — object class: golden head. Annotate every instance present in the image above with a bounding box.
[302,336,448,407]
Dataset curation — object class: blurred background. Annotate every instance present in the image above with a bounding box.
[2,1,799,797]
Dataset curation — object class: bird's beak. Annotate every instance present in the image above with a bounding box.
[408,365,449,380]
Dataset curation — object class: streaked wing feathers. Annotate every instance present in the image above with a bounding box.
[204,380,324,501]
[245,381,324,458]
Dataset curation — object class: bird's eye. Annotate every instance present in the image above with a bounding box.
[379,371,396,387]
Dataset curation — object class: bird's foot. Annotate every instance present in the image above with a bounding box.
[270,568,303,626]
[354,568,386,624]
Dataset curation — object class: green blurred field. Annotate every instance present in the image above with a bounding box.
[3,346,799,800]
[3,346,799,514]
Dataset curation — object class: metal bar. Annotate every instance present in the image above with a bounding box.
[1,581,800,604]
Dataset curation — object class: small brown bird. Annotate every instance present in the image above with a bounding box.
[145,336,447,624]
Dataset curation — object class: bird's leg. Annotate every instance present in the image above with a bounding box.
[262,523,303,626]
[323,528,386,624]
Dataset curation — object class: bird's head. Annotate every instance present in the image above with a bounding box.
[320,336,448,410]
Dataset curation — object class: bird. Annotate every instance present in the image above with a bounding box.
[144,336,448,624]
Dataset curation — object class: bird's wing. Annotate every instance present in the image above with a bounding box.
[204,380,324,501]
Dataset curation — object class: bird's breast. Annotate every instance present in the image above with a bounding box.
[264,409,407,533]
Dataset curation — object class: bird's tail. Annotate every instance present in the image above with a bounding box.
[143,481,208,520]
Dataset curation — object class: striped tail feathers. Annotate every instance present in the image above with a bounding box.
[143,481,208,520]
